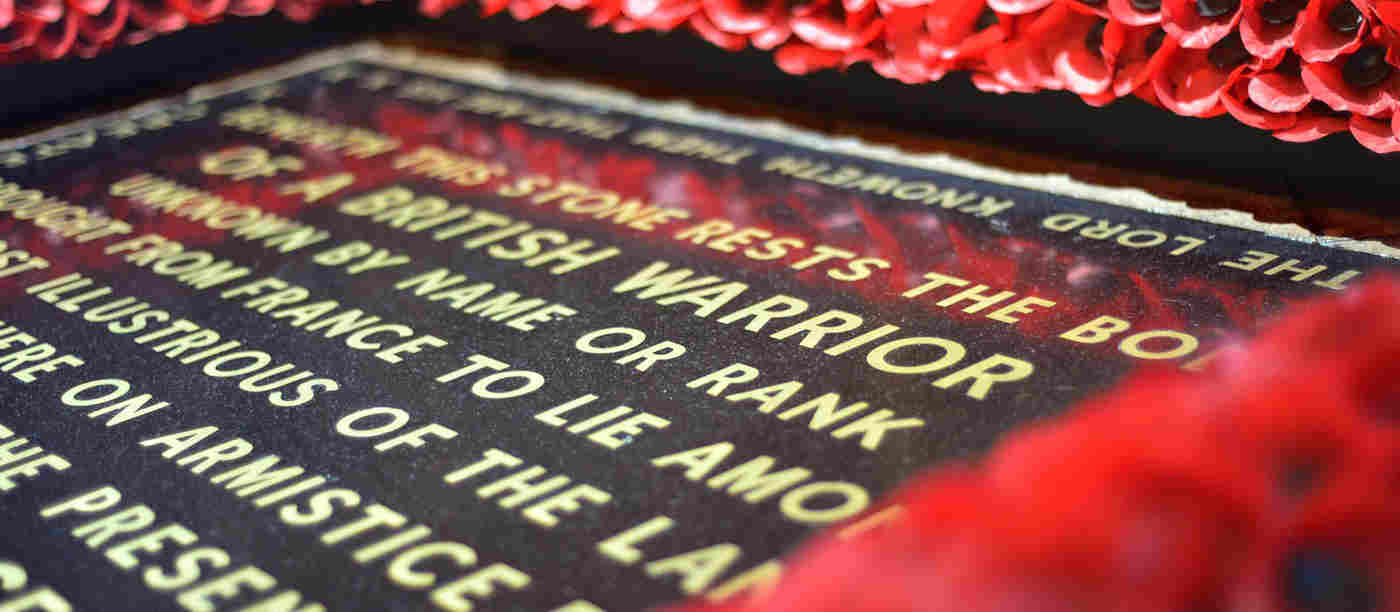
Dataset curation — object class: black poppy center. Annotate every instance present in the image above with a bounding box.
[974,7,999,30]
[1343,45,1393,88]
[1080,0,1106,7]
[1258,0,1307,24]
[1208,32,1251,69]
[1144,28,1167,55]
[1284,549,1380,612]
[1196,0,1239,18]
[1085,19,1108,55]
[1328,1,1364,33]
[1130,0,1161,13]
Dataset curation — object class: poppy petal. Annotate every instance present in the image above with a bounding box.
[1295,0,1365,62]
[65,0,106,16]
[229,0,275,15]
[76,0,124,39]
[1,13,43,52]
[1248,67,1312,111]
[15,0,62,22]
[690,11,748,49]
[1152,46,1241,115]
[702,0,771,33]
[1273,112,1350,139]
[32,10,75,57]
[1300,57,1398,115]
[773,40,846,73]
[1108,0,1163,26]
[1162,0,1242,48]
[1222,83,1299,127]
[986,0,1052,15]
[1239,0,1304,57]
[1349,115,1400,151]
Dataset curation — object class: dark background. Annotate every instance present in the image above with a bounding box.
[0,6,1394,214]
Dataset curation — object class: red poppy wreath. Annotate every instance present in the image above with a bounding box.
[7,0,1400,152]
[670,276,1400,612]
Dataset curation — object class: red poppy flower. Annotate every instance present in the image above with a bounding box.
[689,10,747,48]
[1152,32,1254,115]
[1374,0,1400,25]
[987,0,1052,15]
[1112,26,1176,94]
[676,279,1400,612]
[127,0,185,31]
[981,35,1057,91]
[1,12,42,53]
[16,0,62,22]
[971,70,1017,91]
[10,0,1400,154]
[1222,79,1300,126]
[419,0,465,17]
[580,0,622,26]
[847,24,919,82]
[608,15,648,31]
[701,0,770,33]
[920,0,1011,60]
[1228,473,1400,611]
[702,0,790,48]
[622,0,699,30]
[228,0,275,15]
[477,0,513,17]
[274,0,324,21]
[1295,0,1366,61]
[1300,43,1398,115]
[1272,101,1352,139]
[773,39,846,72]
[850,32,956,83]
[1051,14,1122,94]
[506,0,557,21]
[1239,0,1307,57]
[1079,89,1118,104]
[871,5,924,57]
[1247,51,1313,109]
[1065,0,1114,19]
[789,0,883,51]
[854,48,920,82]
[981,2,1073,91]
[984,416,1265,606]
[77,0,127,42]
[1350,114,1400,150]
[67,0,109,17]
[168,0,228,23]
[1162,0,1243,48]
[1108,0,1163,26]
[749,16,790,47]
[31,8,74,57]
